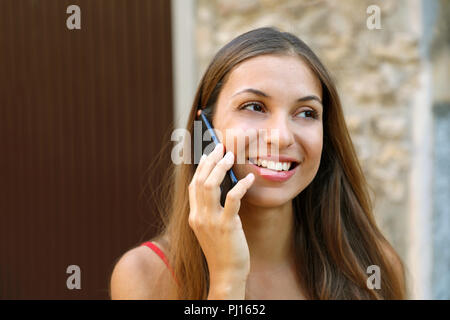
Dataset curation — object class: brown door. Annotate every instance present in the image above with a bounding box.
[0,0,174,299]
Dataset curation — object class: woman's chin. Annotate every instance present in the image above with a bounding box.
[242,186,296,208]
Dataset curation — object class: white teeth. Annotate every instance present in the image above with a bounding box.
[250,158,292,171]
[261,159,267,167]
[276,162,283,171]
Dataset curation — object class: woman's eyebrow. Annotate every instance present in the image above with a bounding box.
[232,88,322,106]
[232,88,269,98]
[297,95,322,106]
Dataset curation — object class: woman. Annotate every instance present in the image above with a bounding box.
[110,27,407,300]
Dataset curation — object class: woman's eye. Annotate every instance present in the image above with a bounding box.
[296,110,318,119]
[241,103,265,113]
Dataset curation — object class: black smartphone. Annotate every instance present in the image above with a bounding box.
[197,108,238,207]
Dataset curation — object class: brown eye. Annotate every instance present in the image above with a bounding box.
[241,102,265,113]
[296,110,318,119]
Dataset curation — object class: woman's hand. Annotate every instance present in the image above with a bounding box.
[188,143,255,297]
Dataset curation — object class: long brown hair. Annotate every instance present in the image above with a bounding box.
[147,27,406,299]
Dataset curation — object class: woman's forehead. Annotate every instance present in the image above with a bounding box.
[222,54,323,99]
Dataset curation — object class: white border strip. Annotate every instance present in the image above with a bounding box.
[407,0,433,299]
[171,0,197,130]
[408,62,433,299]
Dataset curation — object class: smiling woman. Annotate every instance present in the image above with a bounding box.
[211,53,324,208]
[110,27,406,300]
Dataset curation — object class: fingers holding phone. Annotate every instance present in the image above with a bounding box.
[203,149,236,208]
[188,143,256,283]
[221,172,254,223]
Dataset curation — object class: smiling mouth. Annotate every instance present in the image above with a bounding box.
[247,158,300,172]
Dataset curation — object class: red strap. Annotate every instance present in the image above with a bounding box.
[141,241,178,286]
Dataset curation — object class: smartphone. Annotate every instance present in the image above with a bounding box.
[197,108,238,207]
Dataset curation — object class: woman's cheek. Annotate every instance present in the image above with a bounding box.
[222,124,257,160]
[310,132,323,163]
[300,132,323,181]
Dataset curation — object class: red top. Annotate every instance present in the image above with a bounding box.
[141,241,179,286]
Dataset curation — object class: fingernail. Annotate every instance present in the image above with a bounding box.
[224,151,234,162]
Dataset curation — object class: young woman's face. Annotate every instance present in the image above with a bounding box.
[212,54,323,207]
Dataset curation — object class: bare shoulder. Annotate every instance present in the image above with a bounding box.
[110,241,177,300]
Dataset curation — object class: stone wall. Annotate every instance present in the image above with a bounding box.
[194,0,427,297]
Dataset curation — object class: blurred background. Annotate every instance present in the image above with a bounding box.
[0,0,448,299]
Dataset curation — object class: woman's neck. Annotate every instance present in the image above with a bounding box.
[238,200,295,273]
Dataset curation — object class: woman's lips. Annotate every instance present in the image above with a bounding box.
[248,161,299,182]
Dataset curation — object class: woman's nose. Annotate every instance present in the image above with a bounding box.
[262,112,295,149]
